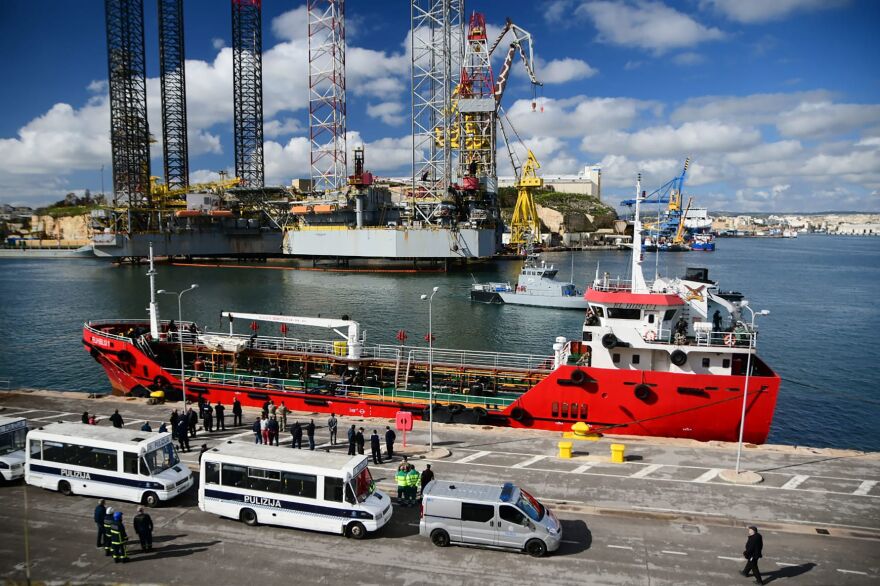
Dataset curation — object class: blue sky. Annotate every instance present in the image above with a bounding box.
[0,0,878,212]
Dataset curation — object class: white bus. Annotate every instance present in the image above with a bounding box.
[0,416,28,482]
[199,443,392,539]
[25,422,193,506]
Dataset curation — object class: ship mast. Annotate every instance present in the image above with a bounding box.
[147,242,160,338]
[630,174,648,293]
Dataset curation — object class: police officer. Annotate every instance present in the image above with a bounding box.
[406,464,420,506]
[385,426,396,459]
[133,506,153,552]
[203,406,213,433]
[187,407,198,438]
[102,507,115,557]
[306,419,316,450]
[370,430,382,465]
[355,427,365,455]
[94,499,107,548]
[232,398,243,427]
[347,424,357,455]
[215,401,226,431]
[290,421,303,449]
[110,511,129,563]
[395,466,408,504]
[176,416,190,452]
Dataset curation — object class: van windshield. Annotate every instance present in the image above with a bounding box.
[516,488,545,522]
[352,467,375,502]
[143,443,179,475]
[0,428,26,457]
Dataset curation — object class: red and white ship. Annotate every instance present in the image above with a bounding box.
[83,179,779,443]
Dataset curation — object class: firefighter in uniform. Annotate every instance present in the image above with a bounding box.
[102,507,115,556]
[395,466,408,504]
[110,511,129,563]
[406,464,420,506]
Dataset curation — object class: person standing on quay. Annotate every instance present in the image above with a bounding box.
[232,397,242,427]
[355,427,365,455]
[406,464,420,506]
[94,499,107,549]
[109,410,123,428]
[215,401,226,431]
[347,424,357,455]
[110,511,129,563]
[385,425,396,460]
[420,464,434,497]
[278,402,288,432]
[203,406,213,433]
[176,417,190,452]
[102,507,115,557]
[81,411,90,424]
[291,421,303,449]
[370,430,382,465]
[253,417,262,444]
[327,413,338,445]
[268,416,280,446]
[170,409,179,439]
[740,525,764,585]
[187,407,198,438]
[306,419,316,450]
[260,415,270,445]
[133,506,153,552]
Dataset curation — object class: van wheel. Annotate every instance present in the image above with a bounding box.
[430,529,450,547]
[347,522,366,540]
[240,508,258,526]
[142,491,160,508]
[525,538,547,558]
[58,480,72,496]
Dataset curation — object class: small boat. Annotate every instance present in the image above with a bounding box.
[690,233,716,252]
[470,254,588,310]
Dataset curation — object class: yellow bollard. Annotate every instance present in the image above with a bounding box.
[610,443,626,463]
[558,441,573,459]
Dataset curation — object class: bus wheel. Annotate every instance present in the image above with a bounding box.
[58,480,72,496]
[347,522,366,539]
[525,538,547,558]
[142,491,160,508]
[240,508,258,526]
[431,529,450,547]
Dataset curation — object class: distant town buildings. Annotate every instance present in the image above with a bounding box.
[711,213,880,235]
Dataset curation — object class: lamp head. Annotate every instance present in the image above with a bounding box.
[759,309,770,316]
[420,294,428,300]
[190,284,199,289]
[432,286,439,293]
[740,300,750,308]
[157,289,167,294]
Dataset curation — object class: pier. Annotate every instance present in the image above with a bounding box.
[1,389,877,584]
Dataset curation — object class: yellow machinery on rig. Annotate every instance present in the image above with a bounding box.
[509,149,543,246]
[148,175,242,209]
[673,196,693,246]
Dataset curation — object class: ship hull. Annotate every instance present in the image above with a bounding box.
[84,322,779,444]
[497,293,589,310]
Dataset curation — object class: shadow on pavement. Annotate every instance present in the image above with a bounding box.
[127,540,221,562]
[762,562,816,583]
[381,503,421,539]
[557,519,591,556]
[151,533,186,544]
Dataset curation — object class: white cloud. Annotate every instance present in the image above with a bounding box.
[701,0,848,24]
[539,58,599,84]
[264,118,304,139]
[506,95,661,140]
[672,52,705,66]
[776,102,880,138]
[270,5,309,42]
[583,120,762,158]
[578,0,725,54]
[670,90,834,125]
[366,102,406,126]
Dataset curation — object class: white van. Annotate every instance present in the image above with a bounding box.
[0,416,28,481]
[199,443,392,539]
[420,480,562,557]
[25,422,193,506]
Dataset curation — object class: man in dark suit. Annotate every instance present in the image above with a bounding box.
[741,525,764,585]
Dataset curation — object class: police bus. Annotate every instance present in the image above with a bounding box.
[0,416,28,482]
[25,422,193,506]
[199,443,392,539]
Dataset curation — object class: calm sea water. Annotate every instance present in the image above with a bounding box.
[1,235,877,451]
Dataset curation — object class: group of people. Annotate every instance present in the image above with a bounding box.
[94,499,154,564]
[395,458,434,507]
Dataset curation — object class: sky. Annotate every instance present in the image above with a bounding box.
[0,0,878,212]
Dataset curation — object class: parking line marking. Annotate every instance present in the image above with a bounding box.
[780,475,809,490]
[854,480,876,496]
[837,569,868,576]
[662,550,687,556]
[776,562,797,567]
[512,455,547,469]
[630,464,663,479]
[454,450,491,464]
[608,545,634,550]
[572,463,596,474]
[29,412,75,422]
[1,409,44,416]
[718,556,742,562]
[693,468,721,483]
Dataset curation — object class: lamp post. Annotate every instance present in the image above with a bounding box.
[734,302,770,476]
[420,286,439,451]
[158,285,198,407]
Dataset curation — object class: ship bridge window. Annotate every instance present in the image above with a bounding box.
[663,310,676,321]
[591,306,604,317]
[607,308,641,320]
[633,354,640,365]
[648,314,655,324]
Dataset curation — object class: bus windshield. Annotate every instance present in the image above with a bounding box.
[351,467,375,502]
[0,428,26,457]
[516,488,545,522]
[143,443,179,475]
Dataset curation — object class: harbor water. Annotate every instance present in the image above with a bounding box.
[0,235,877,451]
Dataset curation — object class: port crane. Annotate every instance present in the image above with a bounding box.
[620,157,690,235]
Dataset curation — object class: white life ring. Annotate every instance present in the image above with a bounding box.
[645,330,657,341]
[724,333,735,347]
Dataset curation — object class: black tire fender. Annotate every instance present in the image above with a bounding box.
[634,384,652,401]
[448,403,464,415]
[569,369,587,384]
[670,349,687,366]
[601,333,618,349]
[510,406,527,422]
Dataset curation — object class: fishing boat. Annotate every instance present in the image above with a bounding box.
[470,254,588,310]
[83,181,780,443]
[690,233,716,251]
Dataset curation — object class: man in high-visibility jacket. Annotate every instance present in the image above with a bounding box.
[102,507,115,557]
[406,464,420,506]
[395,465,408,504]
[110,511,129,563]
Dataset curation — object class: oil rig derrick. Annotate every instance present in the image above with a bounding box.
[232,0,264,188]
[157,0,189,193]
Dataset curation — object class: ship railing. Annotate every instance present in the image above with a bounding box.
[642,326,757,348]
[364,344,554,373]
[179,369,519,408]
[589,278,633,292]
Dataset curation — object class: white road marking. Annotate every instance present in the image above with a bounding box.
[561,539,580,544]
[122,419,146,427]
[693,468,721,483]
[454,450,491,464]
[780,474,809,490]
[837,569,868,576]
[634,505,725,517]
[717,556,742,562]
[661,550,688,556]
[629,464,664,479]
[512,455,547,469]
[853,480,877,496]
[776,562,798,567]
[608,545,634,550]
[29,412,75,422]
[1,409,44,416]
[572,463,596,474]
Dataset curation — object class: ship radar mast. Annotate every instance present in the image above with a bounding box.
[630,174,648,293]
[147,242,160,338]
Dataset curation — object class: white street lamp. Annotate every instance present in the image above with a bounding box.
[734,301,770,476]
[420,286,439,451]
[158,284,199,408]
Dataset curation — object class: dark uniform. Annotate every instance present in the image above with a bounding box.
[94,501,106,548]
[741,526,764,585]
[291,422,303,449]
[370,431,383,464]
[203,408,213,432]
[347,425,357,455]
[355,428,365,455]
[215,402,226,431]
[102,510,115,557]
[176,418,190,452]
[110,513,129,563]
[385,427,396,459]
[306,420,316,450]
[133,510,153,552]
[188,408,198,438]
[232,398,243,426]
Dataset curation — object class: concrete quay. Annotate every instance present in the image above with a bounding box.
[0,389,877,585]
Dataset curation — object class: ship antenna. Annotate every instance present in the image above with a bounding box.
[630,174,648,294]
[147,242,160,339]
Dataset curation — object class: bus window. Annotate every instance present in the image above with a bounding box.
[324,476,344,502]
[123,451,139,475]
[143,443,179,475]
[29,440,41,460]
[353,467,375,502]
[248,468,281,493]
[43,441,66,463]
[281,472,317,499]
[222,464,247,488]
[205,461,220,485]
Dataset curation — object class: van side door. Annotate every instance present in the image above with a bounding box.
[496,504,533,549]
[460,502,496,546]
